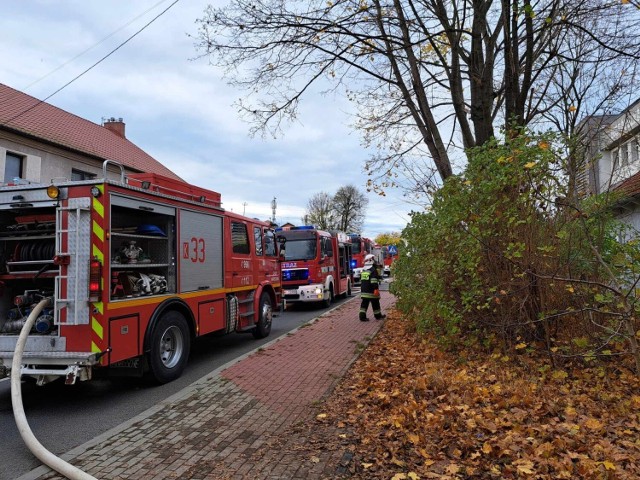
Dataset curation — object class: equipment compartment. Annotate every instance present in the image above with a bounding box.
[109,201,176,300]
[0,210,58,335]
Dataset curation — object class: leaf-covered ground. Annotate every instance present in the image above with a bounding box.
[307,309,640,479]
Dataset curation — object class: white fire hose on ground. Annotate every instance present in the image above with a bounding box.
[11,298,98,480]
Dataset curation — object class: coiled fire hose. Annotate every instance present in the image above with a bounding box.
[11,297,97,480]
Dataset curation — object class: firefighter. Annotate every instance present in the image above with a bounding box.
[359,254,386,321]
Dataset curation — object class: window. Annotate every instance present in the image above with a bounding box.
[231,221,250,254]
[621,143,629,168]
[71,169,96,181]
[321,236,333,257]
[264,229,277,256]
[282,238,316,261]
[254,226,263,256]
[612,148,620,171]
[5,152,23,181]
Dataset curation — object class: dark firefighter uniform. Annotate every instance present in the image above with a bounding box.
[359,262,386,321]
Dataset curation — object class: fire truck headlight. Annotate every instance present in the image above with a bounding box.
[314,287,322,295]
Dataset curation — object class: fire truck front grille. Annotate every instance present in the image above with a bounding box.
[282,269,309,282]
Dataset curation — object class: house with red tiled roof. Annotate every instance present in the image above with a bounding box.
[0,82,181,185]
[578,98,640,229]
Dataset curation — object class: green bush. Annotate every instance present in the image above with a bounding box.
[392,132,640,371]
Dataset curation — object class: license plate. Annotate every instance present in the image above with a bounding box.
[284,289,297,295]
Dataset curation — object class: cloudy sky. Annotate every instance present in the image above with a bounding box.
[1,0,414,239]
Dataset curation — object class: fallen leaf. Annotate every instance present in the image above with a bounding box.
[600,460,616,471]
[516,460,535,475]
[584,418,603,430]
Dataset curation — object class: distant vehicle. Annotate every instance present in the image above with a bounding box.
[348,233,374,284]
[278,226,353,307]
[382,245,399,276]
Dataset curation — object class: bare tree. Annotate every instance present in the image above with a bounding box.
[305,192,336,230]
[195,0,640,194]
[333,184,368,233]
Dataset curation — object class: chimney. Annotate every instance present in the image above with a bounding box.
[103,117,126,138]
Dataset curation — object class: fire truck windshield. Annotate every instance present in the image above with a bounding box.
[351,242,362,254]
[283,239,316,261]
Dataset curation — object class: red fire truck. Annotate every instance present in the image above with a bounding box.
[381,244,399,276]
[0,162,281,385]
[348,233,374,284]
[278,226,353,307]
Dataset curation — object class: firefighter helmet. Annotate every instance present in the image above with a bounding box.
[364,254,375,265]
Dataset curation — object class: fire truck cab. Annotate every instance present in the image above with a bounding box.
[278,226,352,307]
[348,233,374,285]
[0,161,281,385]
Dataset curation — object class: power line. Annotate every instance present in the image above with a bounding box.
[22,0,171,92]
[3,0,181,127]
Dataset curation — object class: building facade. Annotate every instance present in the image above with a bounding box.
[579,99,640,231]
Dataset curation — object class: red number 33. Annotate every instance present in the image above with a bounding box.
[190,237,205,263]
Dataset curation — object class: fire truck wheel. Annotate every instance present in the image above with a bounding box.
[147,311,191,384]
[252,292,272,339]
[322,284,334,308]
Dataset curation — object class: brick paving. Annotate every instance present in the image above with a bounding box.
[24,291,394,480]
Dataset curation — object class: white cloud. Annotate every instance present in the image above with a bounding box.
[1,0,412,240]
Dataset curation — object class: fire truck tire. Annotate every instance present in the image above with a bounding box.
[322,284,334,308]
[252,292,272,339]
[147,311,191,384]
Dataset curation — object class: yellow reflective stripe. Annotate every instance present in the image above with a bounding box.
[92,187,104,218]
[93,301,103,314]
[92,244,104,263]
[92,316,104,340]
[91,341,101,353]
[92,220,104,242]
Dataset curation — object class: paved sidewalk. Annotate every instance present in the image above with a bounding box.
[23,291,395,480]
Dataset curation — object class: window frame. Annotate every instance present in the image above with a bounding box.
[230,221,250,255]
[4,151,24,181]
[264,229,277,257]
[71,168,97,181]
[253,226,264,256]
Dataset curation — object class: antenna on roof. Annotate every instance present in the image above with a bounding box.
[271,197,277,223]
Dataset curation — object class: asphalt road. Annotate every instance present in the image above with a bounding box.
[0,293,359,480]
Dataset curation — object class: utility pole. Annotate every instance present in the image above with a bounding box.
[242,202,247,216]
[271,197,277,224]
